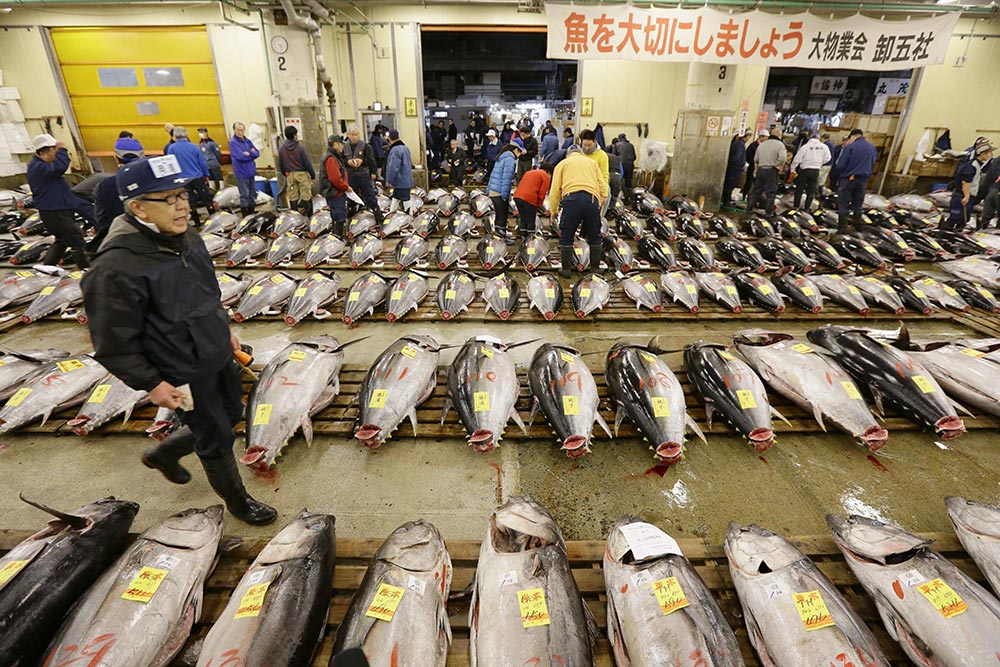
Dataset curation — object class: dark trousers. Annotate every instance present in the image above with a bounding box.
[186,178,212,226]
[514,198,537,234]
[794,168,820,211]
[558,191,602,246]
[348,171,383,223]
[742,167,756,197]
[609,175,622,212]
[837,177,867,225]
[978,183,999,229]
[944,192,982,231]
[179,361,243,461]
[516,159,531,184]
[622,161,635,190]
[749,167,778,214]
[491,195,510,233]
[40,209,89,268]
[327,195,347,223]
[208,166,223,190]
[236,177,255,210]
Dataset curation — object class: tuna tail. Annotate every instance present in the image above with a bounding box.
[407,406,419,436]
[19,493,90,531]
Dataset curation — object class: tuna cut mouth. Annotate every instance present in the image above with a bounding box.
[893,307,905,315]
[656,441,683,463]
[239,446,270,470]
[809,305,821,314]
[732,305,743,314]
[689,305,699,314]
[562,435,590,458]
[748,428,773,452]
[441,311,453,320]
[438,262,448,270]
[225,260,235,268]
[284,315,297,326]
[66,416,90,436]
[861,425,889,452]
[232,312,246,323]
[20,315,31,324]
[499,310,511,320]
[652,304,662,313]
[858,307,870,316]
[935,416,965,440]
[544,311,556,321]
[355,424,384,448]
[342,315,353,325]
[386,313,398,322]
[575,309,586,318]
[470,430,496,453]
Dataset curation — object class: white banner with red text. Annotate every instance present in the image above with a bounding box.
[545,4,958,71]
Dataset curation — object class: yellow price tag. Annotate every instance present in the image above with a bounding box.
[912,289,926,298]
[725,285,738,295]
[442,246,451,253]
[944,287,959,296]
[88,384,111,404]
[864,245,877,253]
[498,288,510,299]
[842,381,862,400]
[486,247,495,255]
[917,578,967,618]
[369,389,388,408]
[718,351,736,361]
[121,566,169,603]
[961,348,986,358]
[310,244,320,252]
[7,387,31,407]
[445,289,457,299]
[545,288,556,298]
[736,389,757,409]
[560,352,575,364]
[248,286,263,295]
[686,284,697,294]
[458,275,470,283]
[792,590,836,631]
[792,343,813,354]
[527,247,536,255]
[882,285,895,294]
[270,244,281,252]
[563,395,580,415]
[400,247,410,256]
[481,346,494,359]
[802,287,815,297]
[897,241,907,248]
[0,560,29,588]
[270,274,285,284]
[15,271,34,278]
[39,286,56,296]
[847,286,861,295]
[253,404,272,426]
[348,292,360,302]
[651,397,671,418]
[517,588,550,628]
[759,284,772,295]
[474,391,490,412]
[644,283,657,292]
[56,359,85,373]
[391,290,403,301]
[911,375,935,394]
[652,577,689,615]
[580,288,591,297]
[401,345,417,358]
[219,275,233,283]
[366,583,405,622]
[574,247,583,255]
[922,279,938,286]
[234,581,272,619]
[641,352,657,363]
[293,287,307,298]
[791,247,804,255]
[698,246,708,255]
[981,288,996,299]
[288,350,307,362]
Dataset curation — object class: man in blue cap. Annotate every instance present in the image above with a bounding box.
[81,155,277,526]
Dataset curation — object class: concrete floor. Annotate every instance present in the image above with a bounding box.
[1,312,999,544]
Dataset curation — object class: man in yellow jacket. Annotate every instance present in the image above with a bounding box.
[550,144,608,278]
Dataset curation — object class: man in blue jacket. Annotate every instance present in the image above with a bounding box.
[487,142,521,242]
[834,129,878,232]
[384,130,414,214]
[26,134,89,268]
[229,122,259,218]
[166,126,211,226]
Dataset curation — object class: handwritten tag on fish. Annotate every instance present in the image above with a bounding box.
[88,384,111,404]
[725,285,737,295]
[847,286,862,295]
[759,284,773,295]
[562,395,580,415]
[686,284,697,294]
[579,288,591,297]
[474,391,491,412]
[14,270,34,278]
[560,351,575,364]
[841,381,862,400]
[517,588,550,628]
[0,560,29,588]
[369,389,388,409]
[644,283,657,293]
[652,577,689,615]
[801,287,816,297]
[791,343,813,354]
[911,375,936,394]
[792,590,835,631]
[526,247,536,255]
[391,290,403,301]
[400,247,410,255]
[619,521,682,559]
[7,388,31,407]
[287,350,307,362]
[944,286,959,296]
[736,389,757,409]
[500,570,518,587]
[498,288,510,298]
[234,581,272,619]
[310,244,320,252]
[253,404,272,426]
[401,345,417,358]
[961,348,986,358]
[366,583,405,622]
[917,578,967,618]
[442,245,451,253]
[445,289,457,299]
[39,285,56,296]
[407,575,427,596]
[652,397,671,418]
[980,288,996,299]
[293,287,307,298]
[248,286,263,295]
[545,288,556,298]
[270,274,285,284]
[348,292,360,302]
[56,359,85,373]
[121,566,169,603]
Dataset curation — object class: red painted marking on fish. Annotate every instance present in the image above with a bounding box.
[549,370,583,393]
[893,580,904,600]
[43,633,116,667]
[391,643,400,667]
[867,455,890,473]
[621,583,628,593]
[200,648,242,667]
[638,371,674,391]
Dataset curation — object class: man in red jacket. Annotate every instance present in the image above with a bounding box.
[317,135,352,237]
[512,163,553,235]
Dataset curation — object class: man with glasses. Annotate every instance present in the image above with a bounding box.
[81,155,277,526]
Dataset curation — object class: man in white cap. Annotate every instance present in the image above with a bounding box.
[26,134,89,268]
[484,128,501,176]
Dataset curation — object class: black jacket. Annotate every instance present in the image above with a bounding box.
[81,215,232,391]
[519,136,539,165]
[93,172,124,231]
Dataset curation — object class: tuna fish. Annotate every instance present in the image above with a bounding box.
[386,270,429,322]
[233,272,297,322]
[677,237,715,270]
[216,272,253,308]
[528,343,611,457]
[786,209,820,233]
[897,228,950,260]
[197,511,335,667]
[648,212,678,241]
[756,236,813,272]
[0,354,106,435]
[716,237,766,271]
[526,273,563,320]
[20,270,83,323]
[342,272,389,326]
[353,334,439,448]
[832,235,887,269]
[734,331,887,450]
[726,522,890,667]
[519,234,550,271]
[743,215,776,238]
[242,336,350,468]
[846,276,905,315]
[41,506,224,667]
[637,235,678,270]
[771,271,824,314]
[234,211,276,238]
[633,190,665,215]
[0,496,139,665]
[478,233,509,269]
[333,520,451,666]
[380,212,411,238]
[273,210,308,237]
[413,211,440,238]
[450,187,468,203]
[377,194,392,213]
[890,193,935,213]
[469,496,596,667]
[572,274,612,317]
[425,187,447,203]
[212,186,241,211]
[620,273,663,312]
[265,233,308,267]
[971,231,1000,253]
[349,233,384,268]
[571,238,591,271]
[437,194,459,218]
[284,271,340,325]
[677,213,707,240]
[0,348,71,399]
[946,496,1000,595]
[436,269,477,320]
[773,215,804,241]
[732,271,785,313]
[938,256,1000,290]
[201,232,233,257]
[225,234,268,267]
[0,268,60,311]
[483,272,521,320]
[606,342,705,462]
[660,270,701,313]
[603,236,634,272]
[912,276,971,311]
[445,336,526,452]
[304,234,347,268]
[347,211,378,239]
[693,272,742,313]
[450,212,477,237]
[9,236,54,266]
[828,513,1000,666]
[947,279,1000,312]
[885,277,934,315]
[797,235,845,269]
[66,373,148,436]
[931,229,993,256]
[471,193,493,218]
[708,213,739,237]
[394,235,430,270]
[856,225,915,262]
[810,274,869,314]
[308,210,332,238]
[806,325,965,439]
[616,212,645,240]
[13,213,45,236]
[435,234,468,269]
[902,341,1000,417]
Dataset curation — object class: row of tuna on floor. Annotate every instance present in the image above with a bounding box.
[1,325,995,468]
[4,493,1000,666]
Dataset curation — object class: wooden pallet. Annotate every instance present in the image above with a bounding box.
[22,365,1000,439]
[0,531,983,666]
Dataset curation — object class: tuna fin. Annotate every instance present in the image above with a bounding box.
[582,593,601,646]
[870,386,886,417]
[596,411,613,439]
[810,401,827,432]
[301,415,314,446]
[951,398,975,418]
[686,413,708,444]
[440,396,452,425]
[39,408,53,428]
[605,587,631,666]
[122,404,135,427]
[528,398,539,426]
[614,404,625,436]
[704,399,715,429]
[19,493,89,530]
[510,408,526,434]
[407,407,419,436]
[437,596,453,644]
[771,406,792,427]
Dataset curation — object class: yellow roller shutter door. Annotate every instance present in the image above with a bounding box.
[50,26,225,156]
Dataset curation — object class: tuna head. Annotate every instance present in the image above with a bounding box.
[143,505,225,549]
[945,496,1000,541]
[732,330,794,347]
[724,522,804,577]
[376,520,448,572]
[826,514,931,565]
[256,510,336,564]
[491,496,564,552]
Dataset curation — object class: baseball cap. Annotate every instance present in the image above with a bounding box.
[486,129,496,137]
[113,136,145,161]
[117,155,190,198]
[510,137,524,149]
[388,129,400,141]
[757,129,769,137]
[975,143,994,156]
[197,126,208,133]
[31,134,58,151]
[567,144,582,154]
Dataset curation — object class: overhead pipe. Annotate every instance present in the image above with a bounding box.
[278,0,338,136]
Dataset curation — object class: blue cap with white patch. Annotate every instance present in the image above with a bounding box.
[117,155,191,199]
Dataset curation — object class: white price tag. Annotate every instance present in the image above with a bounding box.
[617,522,683,560]
[407,575,427,596]
[500,570,519,588]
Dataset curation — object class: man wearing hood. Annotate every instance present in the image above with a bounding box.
[384,129,414,214]
[277,125,316,216]
[487,140,522,241]
[540,128,559,164]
